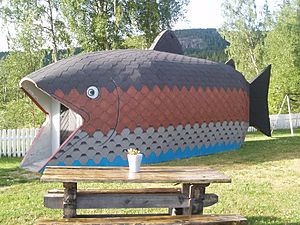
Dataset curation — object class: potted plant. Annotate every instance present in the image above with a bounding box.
[127,148,143,172]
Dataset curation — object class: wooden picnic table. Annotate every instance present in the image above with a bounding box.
[41,166,231,218]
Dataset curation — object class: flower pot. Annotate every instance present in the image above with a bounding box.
[127,153,143,172]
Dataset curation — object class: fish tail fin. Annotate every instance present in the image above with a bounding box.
[249,65,272,136]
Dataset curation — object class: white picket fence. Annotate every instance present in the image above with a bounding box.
[0,128,39,157]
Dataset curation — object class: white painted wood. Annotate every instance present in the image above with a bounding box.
[51,99,60,153]
[0,128,39,157]
[25,128,30,153]
[271,95,287,134]
[21,128,25,156]
[35,128,39,138]
[16,129,20,157]
[12,129,16,157]
[75,111,83,129]
[2,129,6,156]
[30,128,35,145]
[7,129,11,157]
[287,96,294,136]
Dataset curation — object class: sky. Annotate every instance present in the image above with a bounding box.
[0,0,280,52]
[174,0,280,30]
[174,0,224,30]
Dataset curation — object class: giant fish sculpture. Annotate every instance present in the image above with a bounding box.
[20,30,271,172]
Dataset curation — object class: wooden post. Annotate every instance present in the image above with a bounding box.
[11,129,16,157]
[25,128,29,152]
[63,182,77,218]
[2,129,6,157]
[183,183,193,215]
[287,95,294,136]
[172,183,190,215]
[172,183,210,215]
[191,184,209,214]
[16,129,20,157]
[173,183,200,215]
[7,129,11,157]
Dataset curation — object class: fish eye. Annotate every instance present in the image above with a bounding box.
[86,86,99,99]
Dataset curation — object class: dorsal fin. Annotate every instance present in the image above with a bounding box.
[225,59,236,69]
[149,30,183,55]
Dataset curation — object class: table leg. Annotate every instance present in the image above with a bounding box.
[63,182,77,218]
[173,183,210,215]
[172,183,190,215]
[191,184,209,214]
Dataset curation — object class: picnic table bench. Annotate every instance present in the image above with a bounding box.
[37,166,247,225]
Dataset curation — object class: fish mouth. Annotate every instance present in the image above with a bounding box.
[19,78,83,172]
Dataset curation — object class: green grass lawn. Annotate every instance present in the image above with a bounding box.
[0,129,300,225]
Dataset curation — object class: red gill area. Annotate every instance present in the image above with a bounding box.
[55,85,249,135]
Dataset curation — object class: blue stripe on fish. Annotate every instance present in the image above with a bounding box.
[42,142,241,169]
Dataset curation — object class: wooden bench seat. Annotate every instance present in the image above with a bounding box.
[44,188,218,209]
[47,188,182,194]
[37,214,247,225]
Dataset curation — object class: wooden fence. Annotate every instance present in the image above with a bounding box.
[0,128,39,157]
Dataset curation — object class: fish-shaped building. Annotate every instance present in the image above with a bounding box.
[20,30,271,172]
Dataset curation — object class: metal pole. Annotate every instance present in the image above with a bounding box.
[286,95,294,136]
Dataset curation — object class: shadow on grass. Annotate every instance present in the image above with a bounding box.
[240,134,300,162]
[247,216,300,225]
[0,163,40,187]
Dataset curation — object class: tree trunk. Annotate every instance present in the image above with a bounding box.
[245,34,259,75]
[47,0,58,62]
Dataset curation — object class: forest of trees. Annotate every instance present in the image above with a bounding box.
[220,0,300,113]
[175,28,229,62]
[0,0,299,129]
